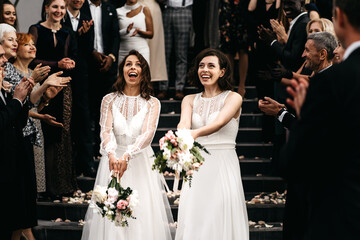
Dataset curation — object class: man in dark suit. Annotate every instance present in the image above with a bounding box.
[0,44,34,238]
[64,0,97,177]
[81,0,120,159]
[280,0,360,239]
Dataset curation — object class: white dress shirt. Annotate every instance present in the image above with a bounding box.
[67,9,80,32]
[343,40,360,61]
[88,0,104,53]
[167,0,193,7]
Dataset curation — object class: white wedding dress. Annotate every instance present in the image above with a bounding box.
[81,93,173,240]
[175,91,249,240]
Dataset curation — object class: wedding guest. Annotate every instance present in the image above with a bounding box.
[139,0,168,82]
[157,0,193,100]
[63,0,97,177]
[175,48,248,239]
[81,0,120,160]
[81,50,173,240]
[0,44,34,239]
[219,0,250,98]
[0,0,18,30]
[29,0,78,199]
[280,0,360,238]
[117,0,153,64]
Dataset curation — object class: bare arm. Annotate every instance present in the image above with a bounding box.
[191,92,242,139]
[177,94,195,130]
[134,7,153,39]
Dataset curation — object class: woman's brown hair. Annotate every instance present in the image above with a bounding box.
[188,48,233,91]
[112,49,153,100]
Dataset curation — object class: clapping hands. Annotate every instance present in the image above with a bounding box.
[258,25,277,46]
[58,58,75,70]
[31,63,51,83]
[78,19,93,36]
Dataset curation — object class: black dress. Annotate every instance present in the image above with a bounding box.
[28,23,78,196]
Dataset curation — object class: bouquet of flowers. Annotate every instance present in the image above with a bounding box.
[152,129,209,188]
[92,173,139,227]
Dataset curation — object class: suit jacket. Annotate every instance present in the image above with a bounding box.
[81,0,120,62]
[280,47,360,239]
[271,13,310,72]
[0,97,28,183]
[63,10,94,68]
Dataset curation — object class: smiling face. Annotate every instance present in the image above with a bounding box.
[2,31,17,59]
[333,42,345,64]
[3,3,16,27]
[197,56,225,88]
[302,39,322,71]
[46,0,66,23]
[123,55,142,87]
[283,0,302,19]
[67,0,85,11]
[308,21,323,35]
[17,39,36,60]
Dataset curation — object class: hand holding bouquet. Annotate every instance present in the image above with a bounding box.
[152,129,209,187]
[92,172,139,227]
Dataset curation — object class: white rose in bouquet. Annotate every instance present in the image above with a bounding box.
[128,190,139,211]
[176,129,194,151]
[93,185,107,204]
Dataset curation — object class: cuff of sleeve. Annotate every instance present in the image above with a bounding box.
[13,98,23,107]
[270,40,277,46]
[277,110,287,122]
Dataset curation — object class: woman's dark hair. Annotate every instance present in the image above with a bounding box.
[188,48,233,91]
[112,49,153,100]
[0,1,18,31]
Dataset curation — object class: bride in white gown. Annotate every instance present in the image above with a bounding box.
[81,50,173,240]
[175,48,249,240]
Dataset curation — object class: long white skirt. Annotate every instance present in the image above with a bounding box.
[81,146,173,240]
[175,148,249,240]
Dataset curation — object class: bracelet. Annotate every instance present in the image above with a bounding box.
[108,54,116,63]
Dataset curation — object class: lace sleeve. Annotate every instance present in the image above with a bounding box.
[125,97,160,158]
[99,93,118,158]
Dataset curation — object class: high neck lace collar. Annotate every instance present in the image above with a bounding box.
[123,2,141,11]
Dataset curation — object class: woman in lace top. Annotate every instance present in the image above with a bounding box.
[175,48,248,240]
[81,49,173,240]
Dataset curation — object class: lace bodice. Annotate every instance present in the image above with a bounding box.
[99,92,160,158]
[192,90,240,148]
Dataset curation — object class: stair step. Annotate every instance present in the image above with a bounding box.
[153,86,259,100]
[160,99,259,114]
[157,113,263,128]
[152,142,273,158]
[33,220,282,240]
[154,127,264,143]
[76,175,285,199]
[36,201,285,225]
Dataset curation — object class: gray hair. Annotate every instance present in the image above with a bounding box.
[307,32,338,61]
[0,23,16,44]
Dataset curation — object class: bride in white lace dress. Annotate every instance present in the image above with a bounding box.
[175,48,249,240]
[81,50,173,240]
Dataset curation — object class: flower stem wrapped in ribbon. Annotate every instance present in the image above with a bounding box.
[92,171,139,227]
[152,129,210,190]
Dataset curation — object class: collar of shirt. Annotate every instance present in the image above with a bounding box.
[0,89,6,105]
[343,40,360,61]
[67,9,80,31]
[318,64,332,73]
[167,0,193,8]
[88,0,102,8]
[288,12,308,37]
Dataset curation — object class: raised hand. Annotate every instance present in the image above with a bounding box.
[286,78,309,118]
[44,71,71,87]
[58,57,76,70]
[41,114,63,127]
[31,63,51,83]
[78,19,94,36]
[13,77,33,102]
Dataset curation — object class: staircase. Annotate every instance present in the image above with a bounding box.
[33,85,287,240]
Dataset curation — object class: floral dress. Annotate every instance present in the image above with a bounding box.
[219,0,250,53]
